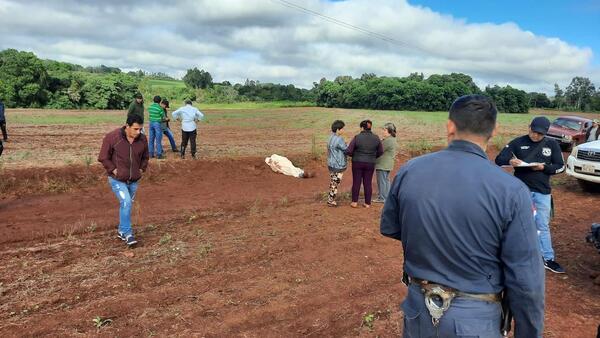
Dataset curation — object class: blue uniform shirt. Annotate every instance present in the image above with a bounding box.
[381,140,545,338]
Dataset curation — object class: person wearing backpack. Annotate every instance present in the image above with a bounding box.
[495,116,565,274]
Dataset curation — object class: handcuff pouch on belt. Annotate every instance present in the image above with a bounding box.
[403,272,500,327]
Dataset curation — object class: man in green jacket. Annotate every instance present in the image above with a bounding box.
[374,122,398,203]
[127,93,144,124]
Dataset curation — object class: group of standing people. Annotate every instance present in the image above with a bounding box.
[97,93,205,246]
[126,93,204,160]
[326,119,398,207]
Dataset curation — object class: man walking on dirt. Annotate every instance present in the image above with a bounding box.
[495,116,566,274]
[172,99,204,159]
[381,95,544,337]
[98,114,149,246]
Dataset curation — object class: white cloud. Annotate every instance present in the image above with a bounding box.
[0,0,597,93]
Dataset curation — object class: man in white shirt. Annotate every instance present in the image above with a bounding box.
[172,99,204,159]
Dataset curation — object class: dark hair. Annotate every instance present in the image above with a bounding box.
[331,120,345,132]
[449,95,497,138]
[153,95,162,103]
[185,99,193,105]
[161,99,170,108]
[134,92,143,99]
[384,122,396,137]
[126,114,143,126]
[359,119,372,131]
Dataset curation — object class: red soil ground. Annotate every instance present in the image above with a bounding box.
[0,108,599,336]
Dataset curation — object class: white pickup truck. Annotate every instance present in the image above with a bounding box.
[566,140,600,190]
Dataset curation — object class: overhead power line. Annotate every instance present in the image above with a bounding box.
[270,0,430,54]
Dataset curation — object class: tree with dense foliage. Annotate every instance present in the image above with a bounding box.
[183,67,213,89]
[0,49,49,107]
[565,76,595,110]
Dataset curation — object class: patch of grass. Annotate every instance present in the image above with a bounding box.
[196,242,213,258]
[11,114,122,125]
[159,233,172,245]
[406,139,433,157]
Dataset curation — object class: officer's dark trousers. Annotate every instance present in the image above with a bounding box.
[351,161,375,204]
[402,284,502,338]
[0,120,7,140]
[181,129,197,156]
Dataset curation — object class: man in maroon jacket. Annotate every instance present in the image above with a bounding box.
[98,114,149,246]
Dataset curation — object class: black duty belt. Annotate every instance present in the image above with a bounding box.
[408,276,501,326]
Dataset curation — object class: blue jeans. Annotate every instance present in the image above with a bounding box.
[148,121,163,157]
[402,284,501,338]
[163,128,177,151]
[376,169,390,201]
[531,192,554,261]
[108,177,138,236]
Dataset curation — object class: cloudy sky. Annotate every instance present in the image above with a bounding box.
[0,0,598,93]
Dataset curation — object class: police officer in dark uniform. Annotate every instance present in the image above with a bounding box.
[495,116,565,274]
[381,95,544,338]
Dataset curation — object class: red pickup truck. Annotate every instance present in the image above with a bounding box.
[546,116,593,150]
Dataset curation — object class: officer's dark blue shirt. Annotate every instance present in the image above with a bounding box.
[380,140,544,338]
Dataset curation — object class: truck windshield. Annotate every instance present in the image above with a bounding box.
[552,118,582,131]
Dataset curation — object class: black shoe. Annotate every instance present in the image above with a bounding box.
[156,155,166,160]
[172,149,178,153]
[125,234,138,246]
[544,260,565,274]
[191,154,197,159]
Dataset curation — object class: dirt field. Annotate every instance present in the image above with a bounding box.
[0,108,599,337]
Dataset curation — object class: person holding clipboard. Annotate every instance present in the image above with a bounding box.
[495,116,566,274]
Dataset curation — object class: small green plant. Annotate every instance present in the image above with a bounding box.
[362,313,376,330]
[83,155,93,167]
[92,316,112,329]
[159,233,172,245]
[197,242,213,258]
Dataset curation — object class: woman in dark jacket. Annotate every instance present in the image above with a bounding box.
[345,120,383,208]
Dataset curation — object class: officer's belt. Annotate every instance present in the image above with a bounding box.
[408,276,501,302]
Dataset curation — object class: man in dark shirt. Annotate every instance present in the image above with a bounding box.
[381,95,544,338]
[495,116,565,274]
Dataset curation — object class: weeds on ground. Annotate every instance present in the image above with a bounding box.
[159,233,172,245]
[197,241,213,259]
[406,139,433,157]
[83,155,93,167]
[362,313,376,331]
[311,133,323,160]
[279,196,288,207]
[92,316,112,329]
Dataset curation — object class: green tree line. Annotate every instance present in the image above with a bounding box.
[2,48,600,113]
